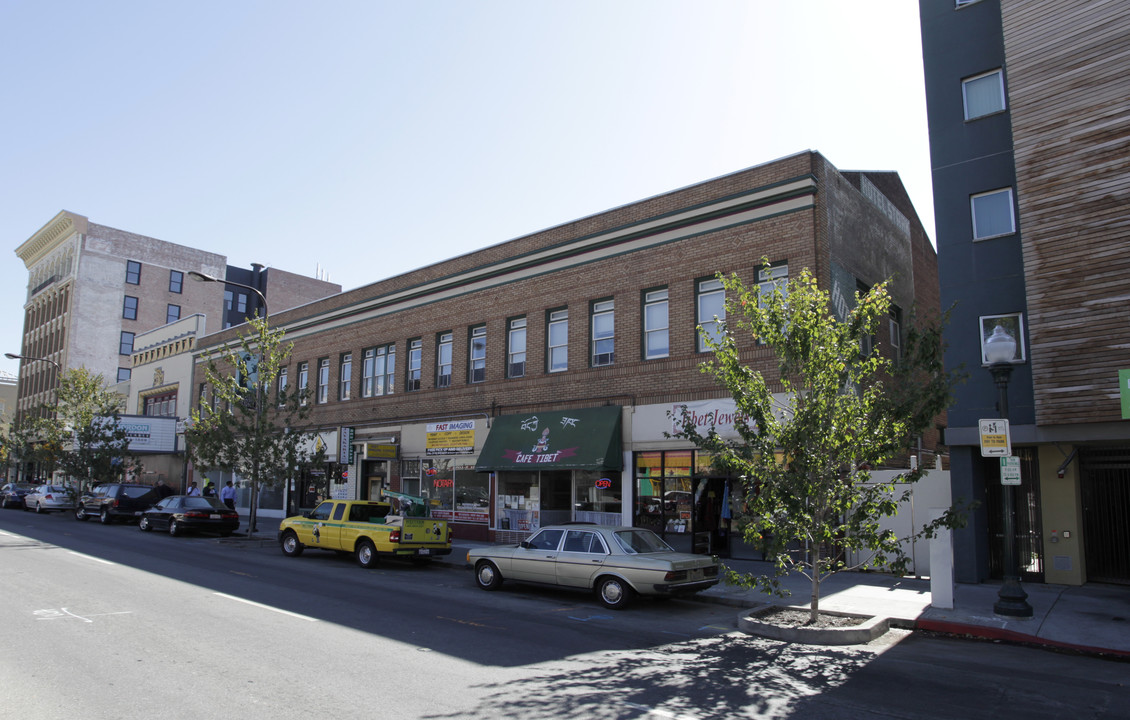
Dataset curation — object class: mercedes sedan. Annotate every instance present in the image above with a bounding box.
[468,525,721,609]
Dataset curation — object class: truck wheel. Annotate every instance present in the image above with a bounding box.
[99,508,113,525]
[280,531,304,557]
[475,561,503,590]
[75,506,88,521]
[355,539,378,568]
[596,576,634,610]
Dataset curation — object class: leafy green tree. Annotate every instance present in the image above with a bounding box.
[186,316,325,535]
[40,368,136,494]
[675,266,963,623]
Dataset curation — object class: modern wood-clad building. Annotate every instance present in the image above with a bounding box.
[921,0,1130,586]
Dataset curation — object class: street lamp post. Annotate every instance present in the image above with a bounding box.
[187,271,269,536]
[983,326,1033,618]
[5,352,62,483]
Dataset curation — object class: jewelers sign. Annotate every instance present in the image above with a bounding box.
[426,420,476,456]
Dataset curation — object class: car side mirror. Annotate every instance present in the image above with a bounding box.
[302,511,312,519]
[519,541,531,549]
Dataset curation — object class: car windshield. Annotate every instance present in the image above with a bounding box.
[184,497,227,510]
[612,529,675,554]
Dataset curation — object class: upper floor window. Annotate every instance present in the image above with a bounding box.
[508,317,526,378]
[697,278,725,352]
[362,344,395,397]
[436,332,453,388]
[224,290,234,311]
[407,338,422,391]
[469,326,486,383]
[339,352,352,400]
[889,307,903,362]
[119,331,135,356]
[297,361,309,405]
[971,188,1016,240]
[962,69,1006,121]
[643,288,669,359]
[547,309,568,373]
[316,358,330,403]
[126,260,141,285]
[117,367,131,383]
[144,391,177,417]
[278,367,288,405]
[123,295,138,321]
[169,270,183,293]
[591,300,614,367]
[237,293,248,314]
[166,304,181,324]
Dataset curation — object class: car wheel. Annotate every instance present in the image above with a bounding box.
[99,508,113,525]
[596,576,634,610]
[35,502,45,514]
[280,531,304,557]
[75,506,88,521]
[355,539,377,568]
[139,517,152,532]
[168,519,181,537]
[475,561,503,590]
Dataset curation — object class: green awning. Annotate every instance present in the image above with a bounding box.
[475,406,623,472]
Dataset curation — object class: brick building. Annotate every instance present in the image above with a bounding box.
[195,151,940,556]
[921,0,1130,586]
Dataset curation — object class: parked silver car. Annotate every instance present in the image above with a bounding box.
[24,485,76,514]
[468,524,721,609]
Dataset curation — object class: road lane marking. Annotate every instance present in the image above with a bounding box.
[213,593,318,622]
[69,551,115,565]
[437,615,506,630]
[35,608,132,623]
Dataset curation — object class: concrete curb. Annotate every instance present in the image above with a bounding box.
[737,605,890,645]
[915,619,1130,660]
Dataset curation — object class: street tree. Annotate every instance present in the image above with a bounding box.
[40,367,136,494]
[674,266,963,624]
[185,316,325,535]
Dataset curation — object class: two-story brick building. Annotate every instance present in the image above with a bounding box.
[194,150,941,557]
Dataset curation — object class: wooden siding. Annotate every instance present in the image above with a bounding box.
[1003,0,1130,425]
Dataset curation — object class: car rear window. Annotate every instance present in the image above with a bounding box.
[122,486,156,499]
[613,529,674,554]
[184,497,227,510]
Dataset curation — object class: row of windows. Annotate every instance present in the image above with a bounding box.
[272,269,788,404]
[123,295,181,324]
[960,65,1017,242]
[125,262,183,294]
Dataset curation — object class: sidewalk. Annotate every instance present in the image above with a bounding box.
[241,517,1130,658]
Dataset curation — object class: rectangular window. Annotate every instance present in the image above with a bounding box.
[436,332,453,388]
[169,270,183,293]
[237,293,248,314]
[166,304,181,324]
[469,326,486,383]
[119,331,135,356]
[643,288,669,359]
[278,367,288,405]
[591,299,614,367]
[696,278,725,352]
[889,307,903,362]
[339,352,352,400]
[547,308,568,373]
[508,317,526,378]
[316,358,329,403]
[363,344,395,397]
[117,367,131,383]
[962,69,1006,120]
[126,260,141,285]
[971,188,1016,240]
[123,296,138,320]
[407,338,422,391]
[224,290,233,311]
[297,361,309,405]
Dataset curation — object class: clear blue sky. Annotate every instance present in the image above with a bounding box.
[0,1,933,376]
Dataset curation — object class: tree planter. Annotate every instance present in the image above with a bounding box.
[737,604,890,645]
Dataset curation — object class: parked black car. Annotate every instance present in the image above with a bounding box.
[138,495,239,537]
[1,483,36,510]
[75,483,162,524]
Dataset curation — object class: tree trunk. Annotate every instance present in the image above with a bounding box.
[810,541,821,625]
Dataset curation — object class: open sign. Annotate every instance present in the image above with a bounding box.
[594,478,613,489]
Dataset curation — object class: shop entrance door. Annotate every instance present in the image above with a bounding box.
[540,470,572,526]
[986,448,1044,583]
[1081,447,1130,584]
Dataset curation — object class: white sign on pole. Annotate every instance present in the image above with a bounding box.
[978,418,1011,457]
[1000,455,1021,485]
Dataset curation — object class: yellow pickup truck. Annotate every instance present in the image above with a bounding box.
[278,500,452,568]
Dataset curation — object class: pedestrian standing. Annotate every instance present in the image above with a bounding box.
[186,481,200,497]
[220,480,237,510]
[203,481,217,497]
[155,479,175,499]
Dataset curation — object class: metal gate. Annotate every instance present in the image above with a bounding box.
[986,447,1044,583]
[1080,447,1130,585]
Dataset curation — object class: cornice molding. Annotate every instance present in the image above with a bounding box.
[16,211,88,268]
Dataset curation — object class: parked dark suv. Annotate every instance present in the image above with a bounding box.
[75,483,161,524]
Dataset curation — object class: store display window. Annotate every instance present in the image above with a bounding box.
[496,471,540,531]
[420,458,488,523]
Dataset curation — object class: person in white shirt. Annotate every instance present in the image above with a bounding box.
[220,480,237,510]
[186,481,200,497]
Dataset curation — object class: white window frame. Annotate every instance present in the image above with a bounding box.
[469,326,486,383]
[643,288,669,360]
[697,279,725,352]
[437,332,453,388]
[591,300,615,367]
[971,188,1016,240]
[339,352,352,400]
[316,358,330,404]
[508,318,526,378]
[547,309,568,373]
[962,69,1006,121]
[407,338,422,391]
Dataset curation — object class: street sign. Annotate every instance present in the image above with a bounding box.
[1000,455,1021,485]
[979,418,1011,457]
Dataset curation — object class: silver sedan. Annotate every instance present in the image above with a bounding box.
[24,485,76,514]
[468,524,721,609]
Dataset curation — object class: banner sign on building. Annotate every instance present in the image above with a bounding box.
[366,443,398,459]
[1120,369,1130,420]
[339,426,355,464]
[426,420,476,456]
[91,415,178,453]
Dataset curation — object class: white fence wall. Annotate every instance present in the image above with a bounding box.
[846,467,952,578]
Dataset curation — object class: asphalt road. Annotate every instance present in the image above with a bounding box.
[2,508,1129,720]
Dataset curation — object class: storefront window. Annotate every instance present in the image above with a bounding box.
[574,469,620,524]
[422,458,454,513]
[497,471,539,531]
[420,458,489,524]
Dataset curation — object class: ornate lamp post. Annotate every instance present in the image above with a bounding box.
[188,271,269,536]
[983,326,1033,618]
